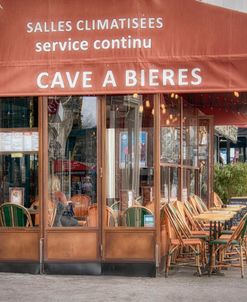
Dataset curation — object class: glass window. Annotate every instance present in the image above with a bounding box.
[183,168,197,200]
[183,102,198,167]
[160,94,181,164]
[48,96,98,228]
[160,167,179,203]
[0,97,38,128]
[0,98,39,228]
[105,95,154,227]
[198,119,210,202]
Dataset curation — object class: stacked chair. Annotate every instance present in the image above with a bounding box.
[163,202,207,277]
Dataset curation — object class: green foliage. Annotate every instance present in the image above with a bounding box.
[214,163,247,204]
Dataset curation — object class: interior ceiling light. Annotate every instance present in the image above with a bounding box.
[145,99,150,108]
[234,91,240,98]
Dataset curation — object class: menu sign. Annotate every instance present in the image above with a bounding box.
[0,132,39,152]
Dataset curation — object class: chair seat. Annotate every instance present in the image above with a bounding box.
[221,230,233,235]
[210,239,239,245]
[171,238,203,246]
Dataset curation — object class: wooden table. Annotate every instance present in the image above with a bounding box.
[194,212,236,275]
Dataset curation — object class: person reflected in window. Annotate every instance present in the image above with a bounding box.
[50,176,78,227]
[81,175,93,198]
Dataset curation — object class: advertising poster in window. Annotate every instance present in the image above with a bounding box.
[119,131,147,169]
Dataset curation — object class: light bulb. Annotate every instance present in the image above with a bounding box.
[171,93,175,98]
[133,93,138,98]
[175,94,179,99]
[139,105,144,113]
[234,91,239,98]
[152,108,154,115]
[169,114,173,119]
[162,108,166,114]
[145,100,150,108]
[166,119,170,126]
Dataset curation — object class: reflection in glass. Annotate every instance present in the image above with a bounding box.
[160,167,179,203]
[0,98,39,228]
[0,97,38,128]
[48,96,97,227]
[160,95,180,164]
[199,120,210,202]
[183,101,198,167]
[106,95,154,227]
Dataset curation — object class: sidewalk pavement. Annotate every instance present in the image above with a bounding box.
[0,268,247,302]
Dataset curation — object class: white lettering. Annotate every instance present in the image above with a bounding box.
[66,72,80,88]
[149,69,159,86]
[102,71,116,87]
[26,22,33,33]
[37,72,49,89]
[162,69,175,86]
[191,68,202,85]
[51,72,65,88]
[178,69,189,86]
[125,70,137,87]
[82,72,92,88]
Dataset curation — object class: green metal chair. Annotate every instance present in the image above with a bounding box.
[123,205,153,227]
[0,203,33,227]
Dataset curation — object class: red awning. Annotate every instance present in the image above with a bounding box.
[0,0,247,95]
[54,160,95,172]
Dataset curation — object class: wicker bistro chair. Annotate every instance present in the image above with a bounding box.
[164,203,205,277]
[0,203,33,227]
[209,213,247,278]
[87,204,117,227]
[71,194,91,218]
[189,194,206,215]
[212,192,224,208]
[122,205,153,227]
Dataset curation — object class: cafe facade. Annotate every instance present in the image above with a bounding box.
[0,0,247,276]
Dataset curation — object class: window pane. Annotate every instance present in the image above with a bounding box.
[0,97,38,128]
[48,96,98,228]
[106,95,154,227]
[183,102,198,167]
[160,166,179,204]
[199,119,210,202]
[160,94,181,164]
[0,98,39,228]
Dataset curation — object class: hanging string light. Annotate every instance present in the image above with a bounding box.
[139,105,144,113]
[175,94,179,99]
[234,91,240,98]
[145,99,150,108]
[166,119,170,126]
[170,93,175,98]
[133,93,138,98]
